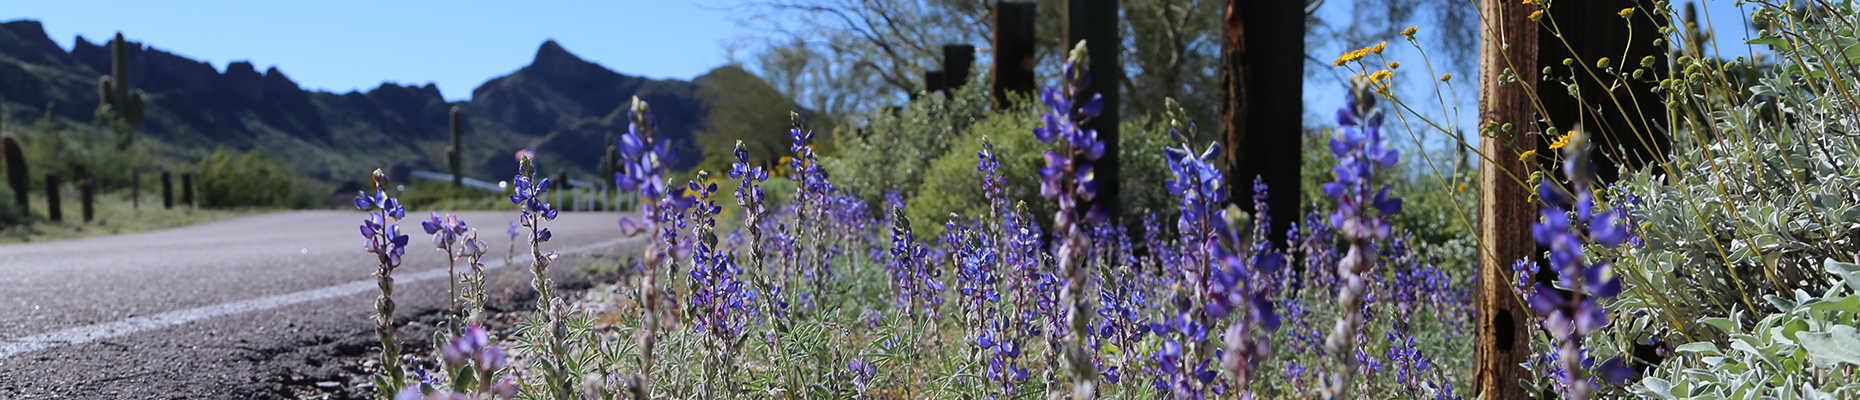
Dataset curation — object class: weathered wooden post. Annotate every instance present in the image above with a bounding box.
[1066,0,1121,220]
[1221,0,1303,242]
[181,172,194,208]
[993,2,1038,109]
[45,174,61,222]
[3,135,27,213]
[1476,0,1538,397]
[161,171,173,209]
[78,168,93,223]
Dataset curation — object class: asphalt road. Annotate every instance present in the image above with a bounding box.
[0,210,637,399]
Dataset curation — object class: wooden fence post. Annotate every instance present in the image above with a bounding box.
[181,172,194,208]
[161,171,173,209]
[1476,0,1538,398]
[79,169,92,223]
[45,174,60,222]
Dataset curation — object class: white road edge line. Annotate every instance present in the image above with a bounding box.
[0,236,636,359]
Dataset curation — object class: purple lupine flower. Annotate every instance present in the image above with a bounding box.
[686,172,755,344]
[422,212,469,249]
[884,202,942,319]
[1519,128,1633,399]
[1320,74,1402,399]
[1034,41,1108,398]
[356,169,410,393]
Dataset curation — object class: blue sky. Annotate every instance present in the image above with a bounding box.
[0,1,745,101]
[3,0,1763,117]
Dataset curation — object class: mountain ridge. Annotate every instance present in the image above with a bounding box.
[0,19,737,190]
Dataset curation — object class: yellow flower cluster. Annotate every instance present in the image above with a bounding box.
[1332,41,1388,66]
[1370,69,1393,83]
[1549,130,1574,149]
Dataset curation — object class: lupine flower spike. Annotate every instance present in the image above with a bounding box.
[356,169,410,396]
[510,147,576,399]
[613,97,673,400]
[1522,127,1633,399]
[1320,74,1403,400]
[1034,40,1106,400]
[422,212,469,333]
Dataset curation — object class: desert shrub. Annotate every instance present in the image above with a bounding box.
[196,148,295,209]
[905,106,1052,238]
[823,73,991,205]
[21,118,144,191]
[0,184,25,227]
[397,181,511,211]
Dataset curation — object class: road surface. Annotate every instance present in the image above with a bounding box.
[0,210,637,399]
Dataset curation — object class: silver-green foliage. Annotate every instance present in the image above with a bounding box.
[1630,260,1860,399]
[1610,0,1860,344]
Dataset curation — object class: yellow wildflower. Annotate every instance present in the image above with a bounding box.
[1529,9,1544,20]
[1388,61,1402,69]
[1549,130,1573,149]
[1456,182,1466,192]
[1596,57,1611,68]
[1334,48,1368,66]
[1519,149,1538,161]
[1401,26,1418,40]
[1369,41,1387,54]
[1439,73,1453,82]
[1370,69,1393,83]
[1618,7,1634,17]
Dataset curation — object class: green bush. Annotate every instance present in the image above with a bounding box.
[823,73,991,206]
[396,181,511,211]
[0,183,25,228]
[196,149,295,209]
[906,108,1051,237]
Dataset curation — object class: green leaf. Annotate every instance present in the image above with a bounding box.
[1703,317,1743,335]
[1826,260,1860,294]
[1806,296,1860,316]
[1638,377,1679,400]
[1799,325,1860,367]
[1676,341,1723,355]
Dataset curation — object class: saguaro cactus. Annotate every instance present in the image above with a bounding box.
[2,135,27,212]
[446,106,462,187]
[96,32,146,145]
